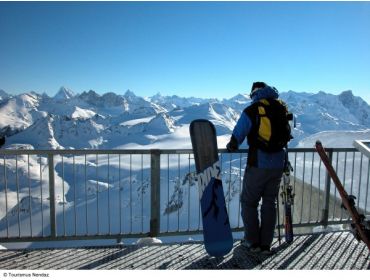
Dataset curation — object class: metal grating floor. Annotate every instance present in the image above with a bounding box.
[0,231,369,270]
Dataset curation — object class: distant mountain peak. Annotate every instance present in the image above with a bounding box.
[229,93,250,101]
[124,90,136,98]
[339,90,354,101]
[339,90,364,106]
[54,86,75,100]
[0,89,10,100]
[85,89,99,96]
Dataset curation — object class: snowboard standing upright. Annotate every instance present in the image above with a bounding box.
[315,140,370,251]
[190,119,233,257]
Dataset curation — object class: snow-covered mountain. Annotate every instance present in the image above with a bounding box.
[0,89,10,102]
[149,92,213,111]
[53,86,75,100]
[279,90,370,146]
[0,92,46,137]
[338,90,370,126]
[0,87,369,150]
[222,93,251,112]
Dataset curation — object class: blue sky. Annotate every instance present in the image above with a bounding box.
[1,1,370,103]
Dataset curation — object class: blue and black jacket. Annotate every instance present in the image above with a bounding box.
[230,86,286,169]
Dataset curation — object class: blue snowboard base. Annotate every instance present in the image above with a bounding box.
[201,177,233,257]
[190,119,233,257]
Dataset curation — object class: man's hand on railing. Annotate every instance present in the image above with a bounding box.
[226,135,238,152]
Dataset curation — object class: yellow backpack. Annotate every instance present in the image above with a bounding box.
[244,98,292,152]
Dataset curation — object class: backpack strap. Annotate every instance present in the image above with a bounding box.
[244,101,261,167]
[243,101,259,149]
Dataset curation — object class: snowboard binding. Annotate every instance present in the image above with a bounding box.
[350,214,370,241]
[341,195,357,210]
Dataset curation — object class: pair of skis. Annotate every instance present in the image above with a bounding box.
[315,140,370,251]
[279,140,370,250]
[279,158,295,244]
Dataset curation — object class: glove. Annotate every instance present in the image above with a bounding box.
[0,136,5,148]
[226,135,238,152]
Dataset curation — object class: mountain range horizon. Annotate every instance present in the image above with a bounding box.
[0,85,367,103]
[1,85,370,150]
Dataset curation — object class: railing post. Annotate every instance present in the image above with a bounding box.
[321,148,333,228]
[48,154,57,238]
[150,149,161,237]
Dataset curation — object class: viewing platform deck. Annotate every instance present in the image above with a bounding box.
[0,231,369,270]
[1,148,370,270]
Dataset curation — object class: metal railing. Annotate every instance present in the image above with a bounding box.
[0,148,369,243]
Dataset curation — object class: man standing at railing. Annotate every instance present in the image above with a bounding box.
[226,81,292,255]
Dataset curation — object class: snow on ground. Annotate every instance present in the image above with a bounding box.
[136,237,162,245]
[115,125,192,150]
[71,107,96,120]
[297,129,370,148]
[114,124,233,150]
[120,116,155,126]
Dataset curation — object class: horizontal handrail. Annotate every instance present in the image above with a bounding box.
[0,147,358,155]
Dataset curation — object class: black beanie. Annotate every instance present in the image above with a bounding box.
[251,81,267,93]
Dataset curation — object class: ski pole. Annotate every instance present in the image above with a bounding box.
[277,192,281,245]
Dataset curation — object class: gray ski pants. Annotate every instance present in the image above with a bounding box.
[240,166,283,247]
